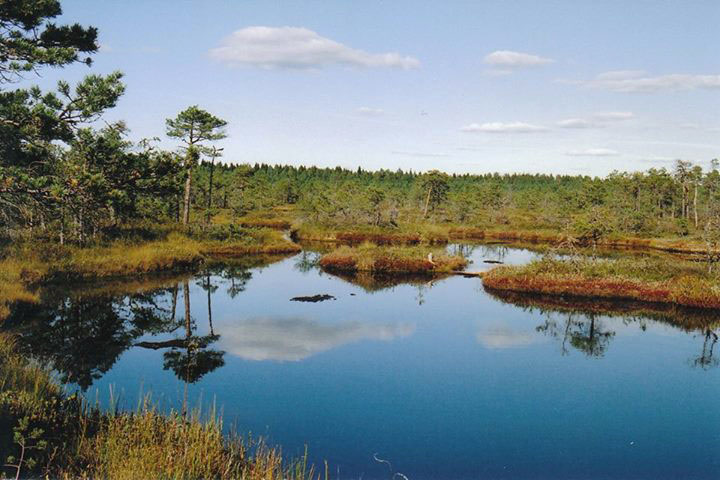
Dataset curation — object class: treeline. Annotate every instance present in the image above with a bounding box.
[192,161,720,239]
[1,0,719,247]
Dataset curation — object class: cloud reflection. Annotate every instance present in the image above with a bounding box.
[219,317,415,361]
[476,326,537,349]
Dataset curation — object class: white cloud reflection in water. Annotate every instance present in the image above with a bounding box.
[476,325,539,349]
[218,317,415,361]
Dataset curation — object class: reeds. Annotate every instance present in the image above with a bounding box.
[0,333,321,480]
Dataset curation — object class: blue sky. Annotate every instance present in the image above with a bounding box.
[40,0,720,175]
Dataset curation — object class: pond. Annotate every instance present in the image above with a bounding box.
[3,244,720,480]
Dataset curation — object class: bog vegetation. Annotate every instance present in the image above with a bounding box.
[2,0,720,478]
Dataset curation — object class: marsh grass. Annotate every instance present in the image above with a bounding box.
[0,333,321,480]
[483,255,720,309]
[58,233,204,279]
[200,228,300,256]
[319,243,467,274]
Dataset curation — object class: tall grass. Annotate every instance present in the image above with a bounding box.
[0,333,321,480]
[59,232,204,279]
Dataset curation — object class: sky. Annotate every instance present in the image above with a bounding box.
[36,0,720,176]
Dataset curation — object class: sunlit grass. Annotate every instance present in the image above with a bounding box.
[0,333,320,480]
[319,243,467,273]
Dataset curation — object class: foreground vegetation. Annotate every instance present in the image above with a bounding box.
[0,333,320,480]
[483,255,720,310]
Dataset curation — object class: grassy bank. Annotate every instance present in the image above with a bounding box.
[483,256,720,310]
[291,218,719,260]
[0,227,300,320]
[0,333,319,479]
[318,244,467,274]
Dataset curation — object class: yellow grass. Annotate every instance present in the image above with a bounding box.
[319,243,467,274]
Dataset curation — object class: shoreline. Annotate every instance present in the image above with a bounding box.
[3,221,720,320]
[293,224,713,258]
[481,257,720,311]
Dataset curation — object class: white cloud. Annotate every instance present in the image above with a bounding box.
[585,70,720,92]
[356,106,385,116]
[565,148,620,157]
[218,317,415,361]
[209,26,420,70]
[593,111,634,121]
[557,112,634,129]
[484,50,554,68]
[461,122,548,133]
[557,118,597,129]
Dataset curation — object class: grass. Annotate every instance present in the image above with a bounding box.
[200,228,300,256]
[0,333,320,480]
[0,225,302,321]
[58,233,204,279]
[319,243,468,274]
[294,216,717,257]
[483,255,720,309]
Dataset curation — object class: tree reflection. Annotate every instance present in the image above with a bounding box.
[294,251,321,273]
[135,279,225,413]
[2,287,177,389]
[691,328,719,369]
[568,314,615,357]
[536,312,615,357]
[1,263,259,390]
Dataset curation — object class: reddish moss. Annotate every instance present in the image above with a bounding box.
[483,268,720,310]
[239,219,292,229]
[335,232,421,245]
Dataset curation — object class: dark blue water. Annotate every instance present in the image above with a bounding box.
[5,245,720,479]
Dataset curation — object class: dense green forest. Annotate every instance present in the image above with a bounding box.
[1,0,719,249]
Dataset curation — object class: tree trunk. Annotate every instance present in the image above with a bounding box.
[183,279,191,338]
[171,284,178,321]
[182,168,192,225]
[206,274,214,336]
[694,183,699,228]
[206,159,214,225]
[423,186,432,218]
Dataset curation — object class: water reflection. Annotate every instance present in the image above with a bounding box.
[476,326,537,349]
[4,248,720,479]
[692,328,719,369]
[536,313,615,357]
[218,317,415,361]
[4,285,177,389]
[487,288,720,364]
[4,249,720,398]
[135,280,225,384]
